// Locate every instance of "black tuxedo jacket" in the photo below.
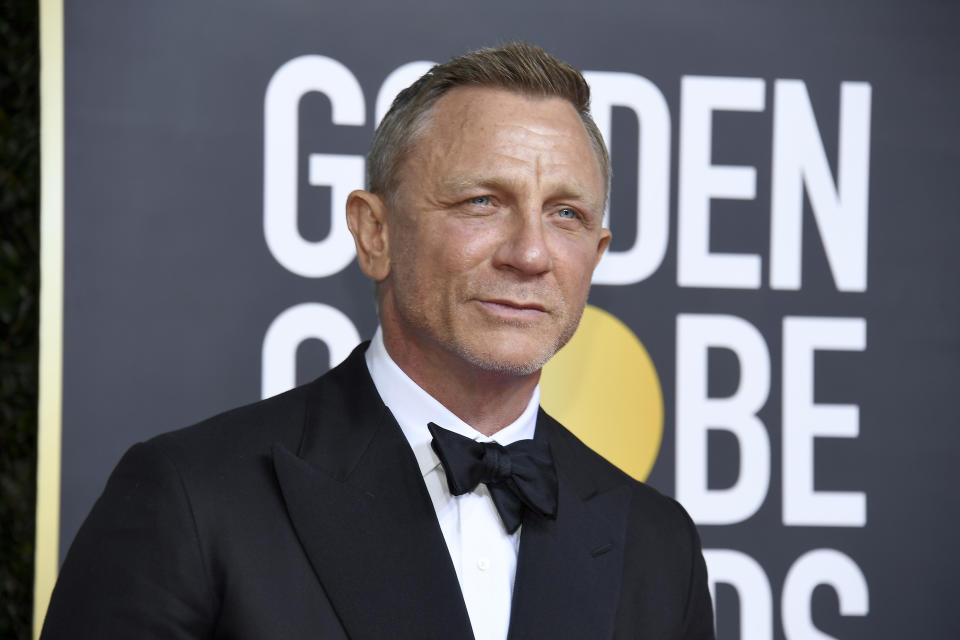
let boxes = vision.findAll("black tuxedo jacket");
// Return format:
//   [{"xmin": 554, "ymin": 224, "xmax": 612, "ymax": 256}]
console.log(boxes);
[{"xmin": 42, "ymin": 344, "xmax": 714, "ymax": 639}]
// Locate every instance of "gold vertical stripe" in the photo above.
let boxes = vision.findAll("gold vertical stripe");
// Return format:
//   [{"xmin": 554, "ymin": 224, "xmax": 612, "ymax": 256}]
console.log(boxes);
[{"xmin": 34, "ymin": 0, "xmax": 64, "ymax": 636}]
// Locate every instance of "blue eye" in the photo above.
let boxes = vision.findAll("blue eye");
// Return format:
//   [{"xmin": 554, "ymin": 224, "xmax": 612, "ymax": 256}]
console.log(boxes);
[
  {"xmin": 556, "ymin": 208, "xmax": 577, "ymax": 219},
  {"xmin": 470, "ymin": 196, "xmax": 491, "ymax": 206}
]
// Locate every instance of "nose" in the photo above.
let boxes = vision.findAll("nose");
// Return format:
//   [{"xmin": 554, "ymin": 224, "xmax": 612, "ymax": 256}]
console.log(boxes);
[{"xmin": 492, "ymin": 208, "xmax": 553, "ymax": 276}]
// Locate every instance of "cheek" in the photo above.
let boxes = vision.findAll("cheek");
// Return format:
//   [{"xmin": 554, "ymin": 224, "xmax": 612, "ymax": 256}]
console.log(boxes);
[
  {"xmin": 556, "ymin": 243, "xmax": 602, "ymax": 297},
  {"xmin": 394, "ymin": 227, "xmax": 476, "ymax": 300},
  {"xmin": 433, "ymin": 223, "xmax": 497, "ymax": 273}
]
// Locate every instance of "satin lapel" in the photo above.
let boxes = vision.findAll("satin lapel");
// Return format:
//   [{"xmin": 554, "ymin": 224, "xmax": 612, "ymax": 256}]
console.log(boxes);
[
  {"xmin": 507, "ymin": 411, "xmax": 630, "ymax": 640},
  {"xmin": 273, "ymin": 345, "xmax": 473, "ymax": 640}
]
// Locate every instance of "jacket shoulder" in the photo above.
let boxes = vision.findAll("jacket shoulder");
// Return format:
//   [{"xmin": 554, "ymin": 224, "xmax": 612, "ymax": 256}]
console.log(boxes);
[{"xmin": 151, "ymin": 381, "xmax": 314, "ymax": 463}]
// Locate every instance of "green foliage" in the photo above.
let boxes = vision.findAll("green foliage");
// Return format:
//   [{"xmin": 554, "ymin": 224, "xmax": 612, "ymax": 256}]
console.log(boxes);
[{"xmin": 0, "ymin": 1, "xmax": 40, "ymax": 638}]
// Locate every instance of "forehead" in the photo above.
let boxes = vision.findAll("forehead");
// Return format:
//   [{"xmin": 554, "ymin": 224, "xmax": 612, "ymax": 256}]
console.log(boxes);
[{"xmin": 405, "ymin": 86, "xmax": 605, "ymax": 192}]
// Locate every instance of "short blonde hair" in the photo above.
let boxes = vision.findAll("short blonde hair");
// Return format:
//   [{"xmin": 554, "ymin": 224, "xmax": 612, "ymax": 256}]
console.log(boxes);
[{"xmin": 368, "ymin": 42, "xmax": 610, "ymax": 200}]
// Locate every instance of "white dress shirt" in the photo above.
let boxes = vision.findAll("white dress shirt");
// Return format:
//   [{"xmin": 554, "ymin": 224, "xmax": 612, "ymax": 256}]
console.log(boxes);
[{"xmin": 365, "ymin": 327, "xmax": 539, "ymax": 640}]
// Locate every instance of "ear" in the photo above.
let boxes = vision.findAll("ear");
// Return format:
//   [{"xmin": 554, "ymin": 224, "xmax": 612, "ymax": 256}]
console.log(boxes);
[
  {"xmin": 593, "ymin": 228, "xmax": 612, "ymax": 269},
  {"xmin": 346, "ymin": 190, "xmax": 391, "ymax": 281}
]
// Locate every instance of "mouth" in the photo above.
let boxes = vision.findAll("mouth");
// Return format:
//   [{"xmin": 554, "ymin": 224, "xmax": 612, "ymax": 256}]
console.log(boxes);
[{"xmin": 475, "ymin": 298, "xmax": 549, "ymax": 320}]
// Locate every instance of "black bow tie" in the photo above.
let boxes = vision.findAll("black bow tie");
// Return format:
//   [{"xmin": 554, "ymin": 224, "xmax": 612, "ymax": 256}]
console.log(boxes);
[{"xmin": 427, "ymin": 422, "xmax": 558, "ymax": 534}]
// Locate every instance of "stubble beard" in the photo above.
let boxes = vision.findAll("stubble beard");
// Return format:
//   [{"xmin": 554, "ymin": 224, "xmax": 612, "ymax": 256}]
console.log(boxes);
[
  {"xmin": 390, "ymin": 284, "xmax": 585, "ymax": 378},
  {"xmin": 446, "ymin": 302, "xmax": 586, "ymax": 377},
  {"xmin": 385, "ymin": 240, "xmax": 588, "ymax": 378}
]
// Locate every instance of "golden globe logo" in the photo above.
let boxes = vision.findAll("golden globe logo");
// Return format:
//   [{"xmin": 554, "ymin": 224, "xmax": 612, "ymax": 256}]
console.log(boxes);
[{"xmin": 260, "ymin": 54, "xmax": 875, "ymax": 638}]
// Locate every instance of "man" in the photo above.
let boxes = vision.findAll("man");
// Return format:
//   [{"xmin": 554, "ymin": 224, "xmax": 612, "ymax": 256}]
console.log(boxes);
[{"xmin": 42, "ymin": 43, "xmax": 714, "ymax": 639}]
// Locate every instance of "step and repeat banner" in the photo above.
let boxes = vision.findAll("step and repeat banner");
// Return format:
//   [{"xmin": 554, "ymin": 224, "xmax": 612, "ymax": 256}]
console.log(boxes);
[{"xmin": 37, "ymin": 0, "xmax": 959, "ymax": 637}]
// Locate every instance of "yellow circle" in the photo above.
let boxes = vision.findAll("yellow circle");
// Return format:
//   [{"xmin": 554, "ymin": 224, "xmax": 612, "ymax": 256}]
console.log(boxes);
[{"xmin": 540, "ymin": 304, "xmax": 663, "ymax": 481}]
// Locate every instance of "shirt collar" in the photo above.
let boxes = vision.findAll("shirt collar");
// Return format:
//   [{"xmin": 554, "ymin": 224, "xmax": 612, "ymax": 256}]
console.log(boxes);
[{"xmin": 365, "ymin": 326, "xmax": 540, "ymax": 477}]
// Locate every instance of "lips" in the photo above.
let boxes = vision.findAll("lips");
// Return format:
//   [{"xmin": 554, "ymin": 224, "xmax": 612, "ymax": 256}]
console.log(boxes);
[
  {"xmin": 474, "ymin": 298, "xmax": 550, "ymax": 321},
  {"xmin": 481, "ymin": 298, "xmax": 547, "ymax": 312}
]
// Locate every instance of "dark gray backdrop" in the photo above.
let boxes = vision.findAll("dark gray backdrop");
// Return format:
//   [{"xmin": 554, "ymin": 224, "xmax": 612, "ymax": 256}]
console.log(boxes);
[{"xmin": 55, "ymin": 1, "xmax": 959, "ymax": 637}]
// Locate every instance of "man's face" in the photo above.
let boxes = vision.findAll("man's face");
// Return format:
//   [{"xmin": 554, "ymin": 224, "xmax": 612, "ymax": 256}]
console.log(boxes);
[{"xmin": 379, "ymin": 86, "xmax": 610, "ymax": 377}]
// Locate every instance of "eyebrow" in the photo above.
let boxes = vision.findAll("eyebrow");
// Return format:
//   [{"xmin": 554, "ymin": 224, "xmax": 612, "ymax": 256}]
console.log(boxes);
[
  {"xmin": 437, "ymin": 174, "xmax": 602, "ymax": 209},
  {"xmin": 436, "ymin": 174, "xmax": 508, "ymax": 194}
]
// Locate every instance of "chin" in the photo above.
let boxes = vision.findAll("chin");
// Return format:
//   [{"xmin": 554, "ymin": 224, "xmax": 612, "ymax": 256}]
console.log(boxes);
[
  {"xmin": 453, "ymin": 335, "xmax": 562, "ymax": 377},
  {"xmin": 469, "ymin": 355, "xmax": 546, "ymax": 377}
]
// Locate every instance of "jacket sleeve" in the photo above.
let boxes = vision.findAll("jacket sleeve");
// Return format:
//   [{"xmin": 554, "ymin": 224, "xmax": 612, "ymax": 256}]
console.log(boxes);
[
  {"xmin": 40, "ymin": 441, "xmax": 217, "ymax": 639},
  {"xmin": 678, "ymin": 504, "xmax": 716, "ymax": 640}
]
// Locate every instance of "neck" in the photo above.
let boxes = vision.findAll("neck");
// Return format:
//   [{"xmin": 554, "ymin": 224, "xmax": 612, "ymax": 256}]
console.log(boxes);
[{"xmin": 381, "ymin": 328, "xmax": 540, "ymax": 437}]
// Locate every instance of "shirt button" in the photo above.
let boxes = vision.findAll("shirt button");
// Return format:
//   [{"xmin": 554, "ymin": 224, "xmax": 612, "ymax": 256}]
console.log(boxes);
[{"xmin": 477, "ymin": 557, "xmax": 491, "ymax": 571}]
